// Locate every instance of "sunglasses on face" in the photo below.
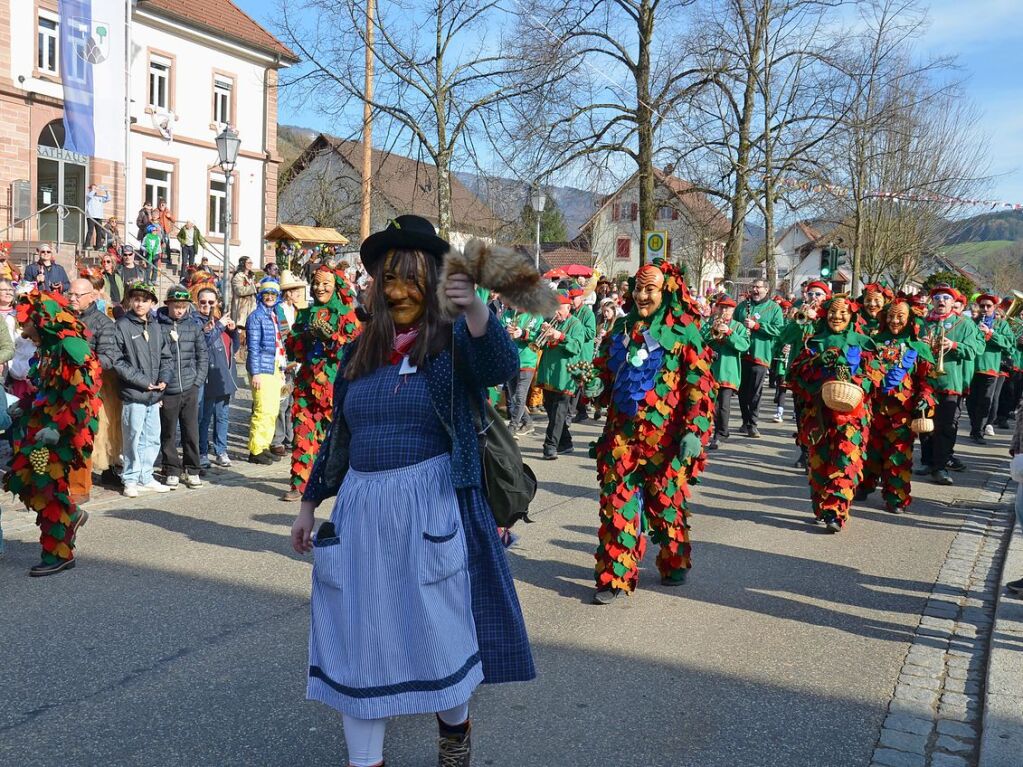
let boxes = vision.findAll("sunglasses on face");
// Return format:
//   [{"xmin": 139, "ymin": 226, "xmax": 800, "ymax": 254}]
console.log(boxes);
[{"xmin": 198, "ymin": 300, "xmax": 216, "ymax": 306}]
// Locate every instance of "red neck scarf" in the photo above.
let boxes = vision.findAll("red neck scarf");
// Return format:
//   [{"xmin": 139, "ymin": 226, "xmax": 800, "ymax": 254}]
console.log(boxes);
[{"xmin": 390, "ymin": 327, "xmax": 419, "ymax": 365}]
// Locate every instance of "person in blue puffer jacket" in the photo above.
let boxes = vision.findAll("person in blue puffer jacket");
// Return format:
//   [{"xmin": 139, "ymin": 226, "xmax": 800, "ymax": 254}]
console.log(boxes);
[{"xmin": 245, "ymin": 277, "xmax": 284, "ymax": 464}]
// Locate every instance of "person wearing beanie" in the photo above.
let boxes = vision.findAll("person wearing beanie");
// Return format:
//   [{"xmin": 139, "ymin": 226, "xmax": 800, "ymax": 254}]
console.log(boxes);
[
  {"xmin": 246, "ymin": 277, "xmax": 285, "ymax": 464},
  {"xmin": 966, "ymin": 292, "xmax": 1014, "ymax": 443},
  {"xmin": 536, "ymin": 290, "xmax": 587, "ymax": 459},
  {"xmin": 702, "ymin": 296, "xmax": 749, "ymax": 449},
  {"xmin": 916, "ymin": 287, "xmax": 985, "ymax": 484},
  {"xmin": 156, "ymin": 285, "xmax": 209, "ymax": 489},
  {"xmin": 774, "ymin": 281, "xmax": 831, "ymax": 467},
  {"xmin": 735, "ymin": 279, "xmax": 784, "ymax": 437}
]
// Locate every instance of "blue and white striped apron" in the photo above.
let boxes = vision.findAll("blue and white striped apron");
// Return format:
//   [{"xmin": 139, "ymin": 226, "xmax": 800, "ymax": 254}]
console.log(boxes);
[{"xmin": 307, "ymin": 364, "xmax": 482, "ymax": 719}]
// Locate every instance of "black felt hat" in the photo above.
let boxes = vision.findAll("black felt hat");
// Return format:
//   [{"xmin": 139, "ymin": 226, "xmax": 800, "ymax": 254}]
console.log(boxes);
[{"xmin": 360, "ymin": 215, "xmax": 450, "ymax": 273}]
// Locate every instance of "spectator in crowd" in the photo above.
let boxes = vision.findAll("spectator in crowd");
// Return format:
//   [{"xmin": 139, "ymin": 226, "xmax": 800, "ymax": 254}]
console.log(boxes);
[
  {"xmin": 135, "ymin": 200, "xmax": 153, "ymax": 242},
  {"xmin": 111, "ymin": 280, "xmax": 173, "ymax": 498},
  {"xmin": 0, "ymin": 279, "xmax": 17, "ymax": 364},
  {"xmin": 231, "ymin": 257, "xmax": 257, "ymax": 330},
  {"xmin": 66, "ymin": 277, "xmax": 116, "ymax": 502},
  {"xmin": 270, "ymin": 272, "xmax": 305, "ymax": 459},
  {"xmin": 103, "ymin": 217, "xmax": 123, "ymax": 251},
  {"xmin": 245, "ymin": 278, "xmax": 284, "ymax": 465},
  {"xmin": 156, "ymin": 286, "xmax": 208, "ymax": 489},
  {"xmin": 196, "ymin": 287, "xmax": 238, "ymax": 470},
  {"xmin": 176, "ymin": 220, "xmax": 208, "ymax": 276},
  {"xmin": 0, "ymin": 242, "xmax": 20, "ymax": 282},
  {"xmin": 1010, "ymin": 399, "xmax": 1023, "ymax": 598},
  {"xmin": 263, "ymin": 260, "xmax": 281, "ymax": 281},
  {"xmin": 118, "ymin": 245, "xmax": 146, "ymax": 288},
  {"xmin": 85, "ymin": 184, "xmax": 111, "ymax": 249},
  {"xmin": 156, "ymin": 199, "xmax": 174, "ymax": 262},
  {"xmin": 141, "ymin": 225, "xmax": 162, "ymax": 281},
  {"xmin": 24, "ymin": 244, "xmax": 70, "ymax": 292},
  {"xmin": 101, "ymin": 253, "xmax": 124, "ymax": 311},
  {"xmin": 302, "ymin": 251, "xmax": 323, "ymax": 283}
]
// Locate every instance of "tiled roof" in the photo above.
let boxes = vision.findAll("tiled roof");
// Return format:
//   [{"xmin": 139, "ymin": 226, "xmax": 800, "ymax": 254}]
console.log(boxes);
[
  {"xmin": 579, "ymin": 169, "xmax": 730, "ymax": 239},
  {"xmin": 304, "ymin": 135, "xmax": 504, "ymax": 235},
  {"xmin": 142, "ymin": 0, "xmax": 299, "ymax": 63},
  {"xmin": 539, "ymin": 244, "xmax": 594, "ymax": 270}
]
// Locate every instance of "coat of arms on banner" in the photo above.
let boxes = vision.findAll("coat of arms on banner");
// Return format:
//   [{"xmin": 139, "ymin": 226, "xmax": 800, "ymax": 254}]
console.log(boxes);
[{"xmin": 73, "ymin": 19, "xmax": 110, "ymax": 65}]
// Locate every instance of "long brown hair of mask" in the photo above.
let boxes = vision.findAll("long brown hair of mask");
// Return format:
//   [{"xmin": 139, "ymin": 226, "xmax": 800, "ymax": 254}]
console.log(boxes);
[{"xmin": 344, "ymin": 248, "xmax": 451, "ymax": 380}]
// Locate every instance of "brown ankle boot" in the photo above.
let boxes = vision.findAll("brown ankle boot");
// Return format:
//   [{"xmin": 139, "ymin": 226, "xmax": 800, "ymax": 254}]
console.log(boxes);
[{"xmin": 437, "ymin": 717, "xmax": 471, "ymax": 767}]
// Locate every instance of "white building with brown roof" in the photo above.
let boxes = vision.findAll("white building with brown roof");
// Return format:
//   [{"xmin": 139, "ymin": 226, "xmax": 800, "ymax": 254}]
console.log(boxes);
[
  {"xmin": 279, "ymin": 134, "xmax": 505, "ymax": 254},
  {"xmin": 579, "ymin": 168, "xmax": 730, "ymax": 292},
  {"xmin": 0, "ymin": 0, "xmax": 296, "ymax": 267}
]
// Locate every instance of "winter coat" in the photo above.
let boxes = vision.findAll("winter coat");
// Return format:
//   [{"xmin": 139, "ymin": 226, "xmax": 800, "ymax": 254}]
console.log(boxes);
[
  {"xmin": 702, "ymin": 319, "xmax": 751, "ymax": 391},
  {"xmin": 230, "ymin": 270, "xmax": 257, "ymax": 325},
  {"xmin": 79, "ymin": 302, "xmax": 116, "ymax": 369},
  {"xmin": 245, "ymin": 302, "xmax": 281, "ymax": 376},
  {"xmin": 177, "ymin": 226, "xmax": 209, "ymax": 250},
  {"xmin": 156, "ymin": 307, "xmax": 209, "ymax": 395},
  {"xmin": 201, "ymin": 318, "xmax": 240, "ymax": 400},
  {"xmin": 536, "ymin": 313, "xmax": 587, "ymax": 394},
  {"xmin": 734, "ymin": 298, "xmax": 785, "ymax": 367},
  {"xmin": 23, "ymin": 262, "xmax": 70, "ymax": 292},
  {"xmin": 111, "ymin": 311, "xmax": 173, "ymax": 405},
  {"xmin": 135, "ymin": 207, "xmax": 152, "ymax": 241}
]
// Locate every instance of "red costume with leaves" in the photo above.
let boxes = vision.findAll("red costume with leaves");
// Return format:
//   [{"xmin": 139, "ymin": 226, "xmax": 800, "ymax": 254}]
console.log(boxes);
[
  {"xmin": 285, "ymin": 269, "xmax": 360, "ymax": 494},
  {"xmin": 4, "ymin": 292, "xmax": 101, "ymax": 573},
  {"xmin": 590, "ymin": 261, "xmax": 716, "ymax": 597}
]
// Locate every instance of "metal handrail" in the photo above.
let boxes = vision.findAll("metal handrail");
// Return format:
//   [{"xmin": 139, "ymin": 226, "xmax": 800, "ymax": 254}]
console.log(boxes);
[{"xmin": 0, "ymin": 203, "xmax": 88, "ymax": 244}]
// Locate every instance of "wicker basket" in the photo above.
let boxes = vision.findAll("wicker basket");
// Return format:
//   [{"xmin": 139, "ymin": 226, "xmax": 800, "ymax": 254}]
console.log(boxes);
[
  {"xmin": 821, "ymin": 379, "xmax": 863, "ymax": 413},
  {"xmin": 910, "ymin": 417, "xmax": 934, "ymax": 434}
]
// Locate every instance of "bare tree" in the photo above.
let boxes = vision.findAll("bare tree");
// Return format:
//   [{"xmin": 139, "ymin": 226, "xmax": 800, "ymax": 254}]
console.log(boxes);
[
  {"xmin": 276, "ymin": 0, "xmax": 561, "ymax": 238},
  {"xmin": 497, "ymin": 0, "xmax": 702, "ymax": 266}
]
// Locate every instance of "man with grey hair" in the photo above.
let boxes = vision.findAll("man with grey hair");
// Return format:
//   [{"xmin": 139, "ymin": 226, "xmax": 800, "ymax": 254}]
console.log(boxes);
[{"xmin": 734, "ymin": 279, "xmax": 784, "ymax": 438}]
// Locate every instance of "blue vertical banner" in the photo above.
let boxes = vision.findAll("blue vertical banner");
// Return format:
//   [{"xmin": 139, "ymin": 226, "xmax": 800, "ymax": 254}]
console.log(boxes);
[{"xmin": 59, "ymin": 0, "xmax": 126, "ymax": 162}]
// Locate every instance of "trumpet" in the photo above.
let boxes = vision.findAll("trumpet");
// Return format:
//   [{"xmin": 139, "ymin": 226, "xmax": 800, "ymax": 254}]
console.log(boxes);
[
  {"xmin": 529, "ymin": 319, "xmax": 559, "ymax": 352},
  {"xmin": 710, "ymin": 318, "xmax": 730, "ymax": 340}
]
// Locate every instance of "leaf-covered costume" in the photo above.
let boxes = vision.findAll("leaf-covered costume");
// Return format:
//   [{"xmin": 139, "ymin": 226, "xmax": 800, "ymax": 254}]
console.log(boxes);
[
  {"xmin": 860, "ymin": 330, "xmax": 936, "ymax": 510},
  {"xmin": 590, "ymin": 262, "xmax": 716, "ymax": 593},
  {"xmin": 4, "ymin": 292, "xmax": 102, "ymax": 566},
  {"xmin": 285, "ymin": 271, "xmax": 360, "ymax": 493},
  {"xmin": 788, "ymin": 324, "xmax": 882, "ymax": 527}
]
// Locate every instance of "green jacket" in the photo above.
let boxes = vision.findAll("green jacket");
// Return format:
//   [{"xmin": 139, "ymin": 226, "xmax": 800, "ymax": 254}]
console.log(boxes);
[
  {"xmin": 141, "ymin": 232, "xmax": 161, "ymax": 261},
  {"xmin": 776, "ymin": 319, "xmax": 814, "ymax": 371},
  {"xmin": 536, "ymin": 313, "xmax": 586, "ymax": 394},
  {"xmin": 922, "ymin": 314, "xmax": 985, "ymax": 394},
  {"xmin": 973, "ymin": 317, "xmax": 1014, "ymax": 376},
  {"xmin": 574, "ymin": 304, "xmax": 597, "ymax": 363},
  {"xmin": 702, "ymin": 319, "xmax": 750, "ymax": 390},
  {"xmin": 501, "ymin": 308, "xmax": 544, "ymax": 371},
  {"xmin": 734, "ymin": 298, "xmax": 784, "ymax": 366}
]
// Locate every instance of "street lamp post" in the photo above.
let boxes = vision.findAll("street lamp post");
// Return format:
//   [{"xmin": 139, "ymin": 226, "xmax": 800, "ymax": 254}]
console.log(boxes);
[
  {"xmin": 530, "ymin": 186, "xmax": 546, "ymax": 270},
  {"xmin": 215, "ymin": 126, "xmax": 241, "ymax": 314}
]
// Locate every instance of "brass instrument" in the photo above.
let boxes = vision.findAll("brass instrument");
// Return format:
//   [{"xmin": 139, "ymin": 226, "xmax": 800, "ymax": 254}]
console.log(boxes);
[
  {"xmin": 932, "ymin": 324, "xmax": 947, "ymax": 376},
  {"xmin": 710, "ymin": 318, "xmax": 730, "ymax": 340},
  {"xmin": 529, "ymin": 318, "xmax": 561, "ymax": 352},
  {"xmin": 1005, "ymin": 289, "xmax": 1023, "ymax": 320}
]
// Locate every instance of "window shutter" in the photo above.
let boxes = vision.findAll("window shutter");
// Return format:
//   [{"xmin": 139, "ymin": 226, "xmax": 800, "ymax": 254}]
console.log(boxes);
[
  {"xmin": 672, "ymin": 208, "xmax": 679, "ymax": 220},
  {"xmin": 612, "ymin": 202, "xmax": 619, "ymax": 221},
  {"xmin": 630, "ymin": 203, "xmax": 638, "ymax": 221},
  {"xmin": 667, "ymin": 238, "xmax": 673, "ymax": 259}
]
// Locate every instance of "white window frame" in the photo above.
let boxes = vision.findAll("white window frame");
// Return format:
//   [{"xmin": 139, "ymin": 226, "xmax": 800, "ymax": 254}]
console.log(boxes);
[
  {"xmin": 149, "ymin": 56, "xmax": 171, "ymax": 110},
  {"xmin": 145, "ymin": 161, "xmax": 174, "ymax": 210},
  {"xmin": 213, "ymin": 77, "xmax": 233, "ymax": 126},
  {"xmin": 209, "ymin": 175, "xmax": 228, "ymax": 236},
  {"xmin": 38, "ymin": 13, "xmax": 59, "ymax": 75}
]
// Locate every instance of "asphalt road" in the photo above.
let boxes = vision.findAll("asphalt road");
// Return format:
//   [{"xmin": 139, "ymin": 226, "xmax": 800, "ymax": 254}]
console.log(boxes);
[{"xmin": 0, "ymin": 408, "xmax": 1006, "ymax": 767}]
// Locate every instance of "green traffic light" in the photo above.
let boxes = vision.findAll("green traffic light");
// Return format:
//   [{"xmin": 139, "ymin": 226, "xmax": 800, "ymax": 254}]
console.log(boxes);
[{"xmin": 821, "ymin": 266, "xmax": 831, "ymax": 278}]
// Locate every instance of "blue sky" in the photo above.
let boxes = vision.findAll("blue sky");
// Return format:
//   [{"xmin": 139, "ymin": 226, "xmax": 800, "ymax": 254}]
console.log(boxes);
[{"xmin": 237, "ymin": 0, "xmax": 1022, "ymax": 205}]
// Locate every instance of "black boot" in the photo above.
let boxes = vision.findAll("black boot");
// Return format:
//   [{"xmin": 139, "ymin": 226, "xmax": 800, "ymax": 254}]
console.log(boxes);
[{"xmin": 437, "ymin": 717, "xmax": 471, "ymax": 767}]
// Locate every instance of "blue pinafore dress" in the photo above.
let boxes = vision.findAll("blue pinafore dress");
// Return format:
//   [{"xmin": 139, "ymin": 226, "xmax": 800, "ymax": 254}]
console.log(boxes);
[{"xmin": 306, "ymin": 361, "xmax": 483, "ymax": 719}]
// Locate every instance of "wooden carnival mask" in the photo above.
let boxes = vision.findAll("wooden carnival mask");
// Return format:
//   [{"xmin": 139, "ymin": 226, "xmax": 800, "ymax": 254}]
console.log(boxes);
[
  {"xmin": 887, "ymin": 302, "xmax": 910, "ymax": 335},
  {"xmin": 311, "ymin": 269, "xmax": 337, "ymax": 306},
  {"xmin": 826, "ymin": 297, "xmax": 852, "ymax": 333},
  {"xmin": 863, "ymin": 290, "xmax": 885, "ymax": 318},
  {"xmin": 633, "ymin": 266, "xmax": 665, "ymax": 318},
  {"xmin": 383, "ymin": 250, "xmax": 427, "ymax": 327}
]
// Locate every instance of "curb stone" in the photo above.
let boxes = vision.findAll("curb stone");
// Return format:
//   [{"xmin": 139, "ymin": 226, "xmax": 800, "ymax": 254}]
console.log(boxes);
[
  {"xmin": 979, "ymin": 480, "xmax": 1023, "ymax": 767},
  {"xmin": 871, "ymin": 474, "xmax": 1014, "ymax": 767}
]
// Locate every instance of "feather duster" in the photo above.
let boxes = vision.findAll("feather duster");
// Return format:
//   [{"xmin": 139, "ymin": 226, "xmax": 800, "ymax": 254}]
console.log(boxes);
[{"xmin": 439, "ymin": 238, "xmax": 559, "ymax": 318}]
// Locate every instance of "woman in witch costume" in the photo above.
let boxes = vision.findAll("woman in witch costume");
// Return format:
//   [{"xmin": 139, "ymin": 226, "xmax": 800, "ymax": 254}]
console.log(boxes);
[
  {"xmin": 281, "ymin": 266, "xmax": 360, "ymax": 501},
  {"xmin": 291, "ymin": 215, "xmax": 534, "ymax": 767},
  {"xmin": 589, "ymin": 260, "xmax": 716, "ymax": 604},
  {"xmin": 856, "ymin": 297, "xmax": 936, "ymax": 513},
  {"xmin": 4, "ymin": 291, "xmax": 102, "ymax": 575},
  {"xmin": 788, "ymin": 295, "xmax": 883, "ymax": 532}
]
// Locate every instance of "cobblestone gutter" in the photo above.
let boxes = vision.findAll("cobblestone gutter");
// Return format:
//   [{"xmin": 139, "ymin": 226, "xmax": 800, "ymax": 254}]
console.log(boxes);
[{"xmin": 872, "ymin": 475, "xmax": 1014, "ymax": 767}]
